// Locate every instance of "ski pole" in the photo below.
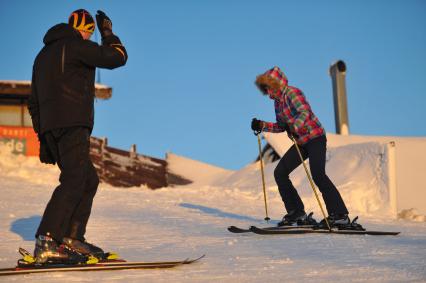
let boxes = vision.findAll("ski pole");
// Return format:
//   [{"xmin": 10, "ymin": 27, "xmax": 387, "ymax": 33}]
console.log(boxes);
[
  {"xmin": 255, "ymin": 131, "xmax": 270, "ymax": 222},
  {"xmin": 290, "ymin": 135, "xmax": 331, "ymax": 231}
]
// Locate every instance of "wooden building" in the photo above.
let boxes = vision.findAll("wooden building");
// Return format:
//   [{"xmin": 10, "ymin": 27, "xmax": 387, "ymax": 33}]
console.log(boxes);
[
  {"xmin": 0, "ymin": 80, "xmax": 112, "ymax": 156},
  {"xmin": 0, "ymin": 80, "xmax": 191, "ymax": 189}
]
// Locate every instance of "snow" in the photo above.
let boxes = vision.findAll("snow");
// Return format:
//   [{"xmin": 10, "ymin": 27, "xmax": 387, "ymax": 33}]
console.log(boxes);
[
  {"xmin": 0, "ymin": 80, "xmax": 31, "ymax": 85},
  {"xmin": 94, "ymin": 83, "xmax": 110, "ymax": 89},
  {"xmin": 166, "ymin": 152, "xmax": 233, "ymax": 185},
  {"xmin": 1, "ymin": 141, "xmax": 426, "ymax": 282}
]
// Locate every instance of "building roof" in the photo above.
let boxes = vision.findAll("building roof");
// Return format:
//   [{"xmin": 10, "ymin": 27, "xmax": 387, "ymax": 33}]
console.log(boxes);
[{"xmin": 0, "ymin": 80, "xmax": 112, "ymax": 100}]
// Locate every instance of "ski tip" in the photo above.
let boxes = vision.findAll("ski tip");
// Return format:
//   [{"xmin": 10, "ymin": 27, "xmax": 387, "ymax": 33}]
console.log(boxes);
[
  {"xmin": 227, "ymin": 226, "xmax": 239, "ymax": 232},
  {"xmin": 18, "ymin": 247, "xmax": 35, "ymax": 264},
  {"xmin": 197, "ymin": 254, "xmax": 206, "ymax": 260},
  {"xmin": 86, "ymin": 256, "xmax": 99, "ymax": 265},
  {"xmin": 106, "ymin": 252, "xmax": 120, "ymax": 260},
  {"xmin": 227, "ymin": 226, "xmax": 250, "ymax": 233},
  {"xmin": 184, "ymin": 254, "xmax": 205, "ymax": 264}
]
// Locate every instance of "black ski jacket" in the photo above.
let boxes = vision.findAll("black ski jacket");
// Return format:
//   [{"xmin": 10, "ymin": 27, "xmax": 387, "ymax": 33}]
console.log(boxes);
[{"xmin": 28, "ymin": 23, "xmax": 127, "ymax": 135}]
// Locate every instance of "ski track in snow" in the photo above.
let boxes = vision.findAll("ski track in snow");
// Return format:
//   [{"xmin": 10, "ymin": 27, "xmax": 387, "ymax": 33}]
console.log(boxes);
[{"xmin": 1, "ymin": 155, "xmax": 426, "ymax": 282}]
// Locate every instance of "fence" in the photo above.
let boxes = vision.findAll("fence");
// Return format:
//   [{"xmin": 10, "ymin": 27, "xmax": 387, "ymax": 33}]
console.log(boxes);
[{"xmin": 90, "ymin": 137, "xmax": 191, "ymax": 189}]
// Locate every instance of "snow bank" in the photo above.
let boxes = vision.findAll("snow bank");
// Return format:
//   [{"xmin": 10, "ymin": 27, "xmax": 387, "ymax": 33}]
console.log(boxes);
[
  {"xmin": 323, "ymin": 142, "xmax": 391, "ymax": 217},
  {"xmin": 264, "ymin": 132, "xmax": 426, "ymax": 218},
  {"xmin": 0, "ymin": 145, "xmax": 59, "ymax": 185},
  {"xmin": 166, "ymin": 142, "xmax": 397, "ymax": 219},
  {"xmin": 166, "ymin": 152, "xmax": 234, "ymax": 186},
  {"xmin": 397, "ymin": 209, "xmax": 426, "ymax": 222}
]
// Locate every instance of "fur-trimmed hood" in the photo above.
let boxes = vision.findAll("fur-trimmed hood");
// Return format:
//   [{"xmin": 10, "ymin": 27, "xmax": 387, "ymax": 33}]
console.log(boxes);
[{"xmin": 255, "ymin": 66, "xmax": 288, "ymax": 94}]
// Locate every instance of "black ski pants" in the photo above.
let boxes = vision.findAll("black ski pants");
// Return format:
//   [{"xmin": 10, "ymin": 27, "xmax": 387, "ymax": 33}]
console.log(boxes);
[
  {"xmin": 36, "ymin": 127, "xmax": 99, "ymax": 242},
  {"xmin": 274, "ymin": 135, "xmax": 348, "ymax": 215}
]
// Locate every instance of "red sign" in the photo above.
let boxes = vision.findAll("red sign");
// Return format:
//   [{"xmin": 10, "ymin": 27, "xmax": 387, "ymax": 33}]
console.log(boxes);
[{"xmin": 0, "ymin": 126, "xmax": 39, "ymax": 156}]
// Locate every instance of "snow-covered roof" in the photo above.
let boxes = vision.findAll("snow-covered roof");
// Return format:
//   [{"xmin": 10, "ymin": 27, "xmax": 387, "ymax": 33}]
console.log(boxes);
[{"xmin": 0, "ymin": 80, "xmax": 112, "ymax": 100}]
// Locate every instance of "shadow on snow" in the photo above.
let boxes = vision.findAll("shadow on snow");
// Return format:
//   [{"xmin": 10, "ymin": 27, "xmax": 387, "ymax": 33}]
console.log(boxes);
[
  {"xmin": 10, "ymin": 215, "xmax": 41, "ymax": 241},
  {"xmin": 179, "ymin": 203, "xmax": 263, "ymax": 223}
]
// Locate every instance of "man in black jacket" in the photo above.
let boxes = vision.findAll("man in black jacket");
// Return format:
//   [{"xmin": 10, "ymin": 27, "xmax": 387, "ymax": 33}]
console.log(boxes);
[{"xmin": 28, "ymin": 9, "xmax": 127, "ymax": 264}]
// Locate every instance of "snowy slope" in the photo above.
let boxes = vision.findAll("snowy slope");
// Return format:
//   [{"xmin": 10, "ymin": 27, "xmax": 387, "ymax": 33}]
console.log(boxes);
[{"xmin": 1, "ymin": 145, "xmax": 426, "ymax": 282}]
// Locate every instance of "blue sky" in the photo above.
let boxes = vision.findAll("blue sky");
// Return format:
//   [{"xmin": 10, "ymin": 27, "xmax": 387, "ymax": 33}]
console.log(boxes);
[{"xmin": 1, "ymin": 0, "xmax": 425, "ymax": 169}]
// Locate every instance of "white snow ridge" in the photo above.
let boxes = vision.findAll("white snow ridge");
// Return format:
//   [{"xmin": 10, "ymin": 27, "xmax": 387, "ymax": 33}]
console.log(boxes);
[{"xmin": 1, "ymin": 135, "xmax": 426, "ymax": 282}]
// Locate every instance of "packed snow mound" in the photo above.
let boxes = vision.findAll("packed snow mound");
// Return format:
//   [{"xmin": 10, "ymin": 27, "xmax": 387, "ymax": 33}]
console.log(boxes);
[
  {"xmin": 166, "ymin": 152, "xmax": 234, "ymax": 185},
  {"xmin": 397, "ymin": 209, "xmax": 426, "ymax": 222},
  {"xmin": 263, "ymin": 132, "xmax": 426, "ymax": 218},
  {"xmin": 0, "ymin": 145, "xmax": 59, "ymax": 185},
  {"xmin": 321, "ymin": 142, "xmax": 390, "ymax": 217},
  {"xmin": 166, "ymin": 142, "xmax": 396, "ymax": 219}
]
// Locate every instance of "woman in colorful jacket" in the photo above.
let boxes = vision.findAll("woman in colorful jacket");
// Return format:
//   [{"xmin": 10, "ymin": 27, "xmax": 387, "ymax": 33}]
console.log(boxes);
[{"xmin": 251, "ymin": 66, "xmax": 349, "ymax": 227}]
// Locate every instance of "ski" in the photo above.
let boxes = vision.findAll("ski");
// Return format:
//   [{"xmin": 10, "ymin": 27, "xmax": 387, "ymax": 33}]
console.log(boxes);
[
  {"xmin": 249, "ymin": 226, "xmax": 400, "ymax": 236},
  {"xmin": 0, "ymin": 255, "xmax": 205, "ymax": 276},
  {"xmin": 229, "ymin": 215, "xmax": 399, "ymax": 236},
  {"xmin": 17, "ymin": 247, "xmax": 125, "ymax": 265},
  {"xmin": 228, "ymin": 212, "xmax": 318, "ymax": 233},
  {"xmin": 227, "ymin": 225, "xmax": 314, "ymax": 233}
]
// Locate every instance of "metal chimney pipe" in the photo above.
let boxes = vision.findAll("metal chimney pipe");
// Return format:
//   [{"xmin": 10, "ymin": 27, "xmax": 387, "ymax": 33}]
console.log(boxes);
[{"xmin": 329, "ymin": 60, "xmax": 350, "ymax": 135}]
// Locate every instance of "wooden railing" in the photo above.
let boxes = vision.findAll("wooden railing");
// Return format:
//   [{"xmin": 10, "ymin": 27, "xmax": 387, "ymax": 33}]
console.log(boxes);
[{"xmin": 90, "ymin": 137, "xmax": 191, "ymax": 189}]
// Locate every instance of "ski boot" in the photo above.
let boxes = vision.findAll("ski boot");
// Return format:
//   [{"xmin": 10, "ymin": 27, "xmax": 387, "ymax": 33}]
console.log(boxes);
[
  {"xmin": 318, "ymin": 213, "xmax": 351, "ymax": 229},
  {"xmin": 303, "ymin": 212, "xmax": 318, "ymax": 225},
  {"xmin": 341, "ymin": 216, "xmax": 365, "ymax": 231},
  {"xmin": 32, "ymin": 234, "xmax": 89, "ymax": 265},
  {"xmin": 277, "ymin": 210, "xmax": 309, "ymax": 227},
  {"xmin": 62, "ymin": 237, "xmax": 117, "ymax": 261}
]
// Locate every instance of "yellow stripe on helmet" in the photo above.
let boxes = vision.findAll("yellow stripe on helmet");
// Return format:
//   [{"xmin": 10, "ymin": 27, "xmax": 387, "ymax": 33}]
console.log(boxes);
[{"xmin": 70, "ymin": 11, "xmax": 95, "ymax": 33}]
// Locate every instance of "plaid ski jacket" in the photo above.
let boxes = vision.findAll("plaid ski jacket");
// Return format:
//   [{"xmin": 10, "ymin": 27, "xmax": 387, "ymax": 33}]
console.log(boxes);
[{"xmin": 259, "ymin": 67, "xmax": 325, "ymax": 145}]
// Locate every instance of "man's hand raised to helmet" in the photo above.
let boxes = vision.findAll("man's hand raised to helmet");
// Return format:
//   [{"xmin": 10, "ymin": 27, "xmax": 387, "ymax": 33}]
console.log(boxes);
[{"xmin": 96, "ymin": 10, "xmax": 113, "ymax": 38}]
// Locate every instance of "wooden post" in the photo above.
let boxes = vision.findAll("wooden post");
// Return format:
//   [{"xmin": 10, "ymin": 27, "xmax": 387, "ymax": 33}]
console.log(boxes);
[{"xmin": 130, "ymin": 144, "xmax": 137, "ymax": 159}]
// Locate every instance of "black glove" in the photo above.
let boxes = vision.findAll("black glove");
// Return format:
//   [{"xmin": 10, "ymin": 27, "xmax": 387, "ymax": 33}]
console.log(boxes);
[
  {"xmin": 251, "ymin": 118, "xmax": 264, "ymax": 133},
  {"xmin": 39, "ymin": 135, "xmax": 56, "ymax": 165},
  {"xmin": 96, "ymin": 10, "xmax": 113, "ymax": 38}
]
